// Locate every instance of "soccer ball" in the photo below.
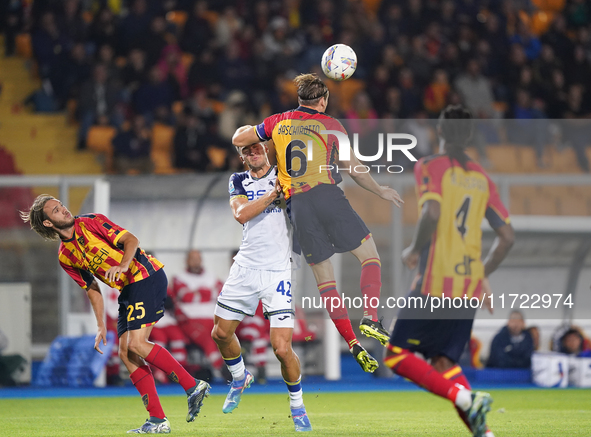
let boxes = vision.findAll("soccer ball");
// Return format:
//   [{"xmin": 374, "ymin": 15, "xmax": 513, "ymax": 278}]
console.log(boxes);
[{"xmin": 321, "ymin": 44, "xmax": 357, "ymax": 81}]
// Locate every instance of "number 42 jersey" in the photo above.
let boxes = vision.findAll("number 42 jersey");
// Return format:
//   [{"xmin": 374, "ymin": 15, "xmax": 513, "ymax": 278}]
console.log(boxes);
[
  {"xmin": 415, "ymin": 154, "xmax": 510, "ymax": 299},
  {"xmin": 228, "ymin": 166, "xmax": 292, "ymax": 271}
]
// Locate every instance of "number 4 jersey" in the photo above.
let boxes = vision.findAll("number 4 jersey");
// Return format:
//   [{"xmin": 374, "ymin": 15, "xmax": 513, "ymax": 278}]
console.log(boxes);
[
  {"xmin": 229, "ymin": 166, "xmax": 292, "ymax": 271},
  {"xmin": 414, "ymin": 154, "xmax": 510, "ymax": 299},
  {"xmin": 254, "ymin": 106, "xmax": 346, "ymax": 199}
]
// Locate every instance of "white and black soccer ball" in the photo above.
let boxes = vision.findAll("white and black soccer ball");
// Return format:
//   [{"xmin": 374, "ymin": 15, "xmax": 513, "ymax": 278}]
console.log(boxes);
[{"xmin": 321, "ymin": 44, "xmax": 357, "ymax": 81}]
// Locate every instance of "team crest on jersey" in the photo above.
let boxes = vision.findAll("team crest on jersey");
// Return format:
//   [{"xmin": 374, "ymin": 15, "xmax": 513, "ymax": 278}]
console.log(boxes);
[{"xmin": 77, "ymin": 236, "xmax": 85, "ymax": 246}]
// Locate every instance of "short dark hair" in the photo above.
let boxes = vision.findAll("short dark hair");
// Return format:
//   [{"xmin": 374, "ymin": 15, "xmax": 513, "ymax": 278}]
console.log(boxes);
[
  {"xmin": 294, "ymin": 73, "xmax": 329, "ymax": 106},
  {"xmin": 20, "ymin": 194, "xmax": 60, "ymax": 241}
]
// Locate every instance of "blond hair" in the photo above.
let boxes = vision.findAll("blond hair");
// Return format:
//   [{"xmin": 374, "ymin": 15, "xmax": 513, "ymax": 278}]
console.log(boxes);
[
  {"xmin": 20, "ymin": 194, "xmax": 60, "ymax": 241},
  {"xmin": 294, "ymin": 73, "xmax": 329, "ymax": 106}
]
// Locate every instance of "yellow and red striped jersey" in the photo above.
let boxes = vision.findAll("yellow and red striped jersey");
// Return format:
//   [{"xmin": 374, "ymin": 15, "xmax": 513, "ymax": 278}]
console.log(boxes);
[
  {"xmin": 255, "ymin": 106, "xmax": 346, "ymax": 199},
  {"xmin": 58, "ymin": 214, "xmax": 163, "ymax": 291},
  {"xmin": 415, "ymin": 154, "xmax": 510, "ymax": 299}
]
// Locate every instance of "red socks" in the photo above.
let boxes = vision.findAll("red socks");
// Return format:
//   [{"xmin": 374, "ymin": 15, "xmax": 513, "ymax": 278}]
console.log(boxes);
[
  {"xmin": 145, "ymin": 343, "xmax": 195, "ymax": 391},
  {"xmin": 360, "ymin": 258, "xmax": 382, "ymax": 320},
  {"xmin": 443, "ymin": 366, "xmax": 473, "ymax": 431},
  {"xmin": 318, "ymin": 281, "xmax": 358, "ymax": 347},
  {"xmin": 130, "ymin": 365, "xmax": 165, "ymax": 420},
  {"xmin": 384, "ymin": 346, "xmax": 460, "ymax": 402}
]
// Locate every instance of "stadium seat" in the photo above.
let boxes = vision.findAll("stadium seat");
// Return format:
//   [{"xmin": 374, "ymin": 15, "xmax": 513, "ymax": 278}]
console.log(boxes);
[
  {"xmin": 151, "ymin": 123, "xmax": 175, "ymax": 174},
  {"xmin": 527, "ymin": 192, "xmax": 559, "ymax": 215},
  {"xmin": 559, "ymin": 193, "xmax": 587, "ymax": 216},
  {"xmin": 206, "ymin": 146, "xmax": 228, "ymax": 170},
  {"xmin": 486, "ymin": 145, "xmax": 520, "ymax": 173},
  {"xmin": 181, "ymin": 52, "xmax": 194, "ymax": 70},
  {"xmin": 547, "ymin": 147, "xmax": 581, "ymax": 173},
  {"xmin": 516, "ymin": 147, "xmax": 540, "ymax": 173},
  {"xmin": 166, "ymin": 10, "xmax": 188, "ymax": 29},
  {"xmin": 15, "ymin": 33, "xmax": 32, "ymax": 58},
  {"xmin": 532, "ymin": 0, "xmax": 566, "ymax": 12},
  {"xmin": 530, "ymin": 11, "xmax": 554, "ymax": 36},
  {"xmin": 86, "ymin": 126, "xmax": 117, "ymax": 173}
]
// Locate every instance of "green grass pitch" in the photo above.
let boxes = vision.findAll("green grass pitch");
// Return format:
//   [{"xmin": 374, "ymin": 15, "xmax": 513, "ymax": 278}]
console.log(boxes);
[{"xmin": 1, "ymin": 389, "xmax": 590, "ymax": 436}]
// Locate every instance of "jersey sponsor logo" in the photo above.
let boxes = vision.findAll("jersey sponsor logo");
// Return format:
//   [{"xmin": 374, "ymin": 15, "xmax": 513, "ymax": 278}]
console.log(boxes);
[
  {"xmin": 454, "ymin": 255, "xmax": 476, "ymax": 275},
  {"xmin": 89, "ymin": 248, "xmax": 110, "ymax": 272},
  {"xmin": 229, "ymin": 179, "xmax": 235, "ymax": 193}
]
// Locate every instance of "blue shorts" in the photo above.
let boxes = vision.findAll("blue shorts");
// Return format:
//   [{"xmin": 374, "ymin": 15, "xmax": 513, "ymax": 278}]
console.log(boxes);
[
  {"xmin": 288, "ymin": 184, "xmax": 370, "ymax": 265},
  {"xmin": 117, "ymin": 268, "xmax": 167, "ymax": 337},
  {"xmin": 389, "ymin": 289, "xmax": 476, "ymax": 363}
]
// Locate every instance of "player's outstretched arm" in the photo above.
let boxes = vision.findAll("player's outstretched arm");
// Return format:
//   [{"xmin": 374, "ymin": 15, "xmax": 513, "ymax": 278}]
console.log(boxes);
[
  {"xmin": 105, "ymin": 231, "xmax": 139, "ymax": 283},
  {"xmin": 402, "ymin": 199, "xmax": 440, "ymax": 269},
  {"xmin": 232, "ymin": 125, "xmax": 260, "ymax": 147},
  {"xmin": 87, "ymin": 279, "xmax": 107, "ymax": 354},
  {"xmin": 340, "ymin": 151, "xmax": 403, "ymax": 207},
  {"xmin": 230, "ymin": 178, "xmax": 282, "ymax": 224}
]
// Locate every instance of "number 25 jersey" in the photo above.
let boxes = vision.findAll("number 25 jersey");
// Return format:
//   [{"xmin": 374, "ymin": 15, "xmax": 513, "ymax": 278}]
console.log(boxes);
[{"xmin": 415, "ymin": 154, "xmax": 510, "ymax": 299}]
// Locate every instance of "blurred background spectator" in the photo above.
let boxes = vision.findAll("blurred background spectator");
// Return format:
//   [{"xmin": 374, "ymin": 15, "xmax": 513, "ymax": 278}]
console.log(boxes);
[
  {"xmin": 487, "ymin": 310, "xmax": 534, "ymax": 369},
  {"xmin": 8, "ymin": 0, "xmax": 591, "ymax": 173}
]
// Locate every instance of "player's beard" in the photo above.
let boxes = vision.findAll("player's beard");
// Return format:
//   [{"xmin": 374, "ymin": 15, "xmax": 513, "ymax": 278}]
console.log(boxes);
[{"xmin": 52, "ymin": 217, "xmax": 75, "ymax": 230}]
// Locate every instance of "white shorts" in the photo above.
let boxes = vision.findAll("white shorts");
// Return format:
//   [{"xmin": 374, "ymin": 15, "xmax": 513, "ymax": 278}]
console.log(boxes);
[{"xmin": 215, "ymin": 263, "xmax": 294, "ymax": 328}]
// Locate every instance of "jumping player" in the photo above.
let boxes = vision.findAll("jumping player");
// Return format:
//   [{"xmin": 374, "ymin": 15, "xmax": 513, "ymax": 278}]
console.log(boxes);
[
  {"xmin": 211, "ymin": 142, "xmax": 312, "ymax": 432},
  {"xmin": 20, "ymin": 197, "xmax": 210, "ymax": 434},
  {"xmin": 385, "ymin": 105, "xmax": 515, "ymax": 437},
  {"xmin": 231, "ymin": 73, "xmax": 403, "ymax": 373}
]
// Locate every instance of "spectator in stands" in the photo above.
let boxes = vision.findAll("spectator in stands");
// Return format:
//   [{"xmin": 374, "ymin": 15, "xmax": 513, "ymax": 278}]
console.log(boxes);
[
  {"xmin": 423, "ymin": 69, "xmax": 450, "ymax": 116},
  {"xmin": 487, "ymin": 311, "xmax": 534, "ymax": 369},
  {"xmin": 118, "ymin": 0, "xmax": 152, "ymax": 55},
  {"xmin": 137, "ymin": 15, "xmax": 168, "ymax": 69},
  {"xmin": 510, "ymin": 20, "xmax": 542, "ymax": 61},
  {"xmin": 158, "ymin": 44, "xmax": 189, "ymax": 100},
  {"xmin": 173, "ymin": 109, "xmax": 211, "ymax": 172},
  {"xmin": 558, "ymin": 328, "xmax": 591, "ymax": 357},
  {"xmin": 88, "ymin": 8, "xmax": 118, "ymax": 51},
  {"xmin": 77, "ymin": 63, "xmax": 123, "ymax": 149},
  {"xmin": 132, "ymin": 66, "xmax": 173, "ymax": 124},
  {"xmin": 121, "ymin": 48, "xmax": 147, "ymax": 99},
  {"xmin": 181, "ymin": 1, "xmax": 213, "ymax": 56},
  {"xmin": 170, "ymin": 250, "xmax": 224, "ymax": 373},
  {"xmin": 454, "ymin": 59, "xmax": 496, "ymax": 119},
  {"xmin": 57, "ymin": 0, "xmax": 87, "ymax": 46},
  {"xmin": 2, "ymin": 0, "xmax": 24, "ymax": 57},
  {"xmin": 31, "ymin": 12, "xmax": 67, "ymax": 79},
  {"xmin": 112, "ymin": 114, "xmax": 153, "ymax": 174},
  {"xmin": 561, "ymin": 84, "xmax": 591, "ymax": 172},
  {"xmin": 52, "ymin": 42, "xmax": 91, "ymax": 107},
  {"xmin": 398, "ymin": 68, "xmax": 423, "ymax": 118}
]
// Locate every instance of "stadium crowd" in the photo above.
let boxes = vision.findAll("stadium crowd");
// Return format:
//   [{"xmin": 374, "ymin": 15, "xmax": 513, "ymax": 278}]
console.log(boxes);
[{"xmin": 3, "ymin": 0, "xmax": 591, "ymax": 171}]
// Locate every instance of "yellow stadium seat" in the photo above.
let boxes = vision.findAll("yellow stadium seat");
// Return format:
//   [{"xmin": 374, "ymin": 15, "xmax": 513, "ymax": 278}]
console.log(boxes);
[
  {"xmin": 166, "ymin": 10, "xmax": 188, "ymax": 28},
  {"xmin": 15, "ymin": 33, "xmax": 33, "ymax": 58},
  {"xmin": 206, "ymin": 146, "xmax": 228, "ymax": 169},
  {"xmin": 509, "ymin": 191, "xmax": 527, "ymax": 215},
  {"xmin": 547, "ymin": 147, "xmax": 581, "ymax": 173},
  {"xmin": 527, "ymin": 193, "xmax": 558, "ymax": 215},
  {"xmin": 151, "ymin": 124, "xmax": 175, "ymax": 174},
  {"xmin": 516, "ymin": 147, "xmax": 540, "ymax": 173},
  {"xmin": 181, "ymin": 52, "xmax": 194, "ymax": 69},
  {"xmin": 559, "ymin": 193, "xmax": 587, "ymax": 216},
  {"xmin": 87, "ymin": 126, "xmax": 117, "ymax": 172},
  {"xmin": 486, "ymin": 145, "xmax": 520, "ymax": 173}
]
